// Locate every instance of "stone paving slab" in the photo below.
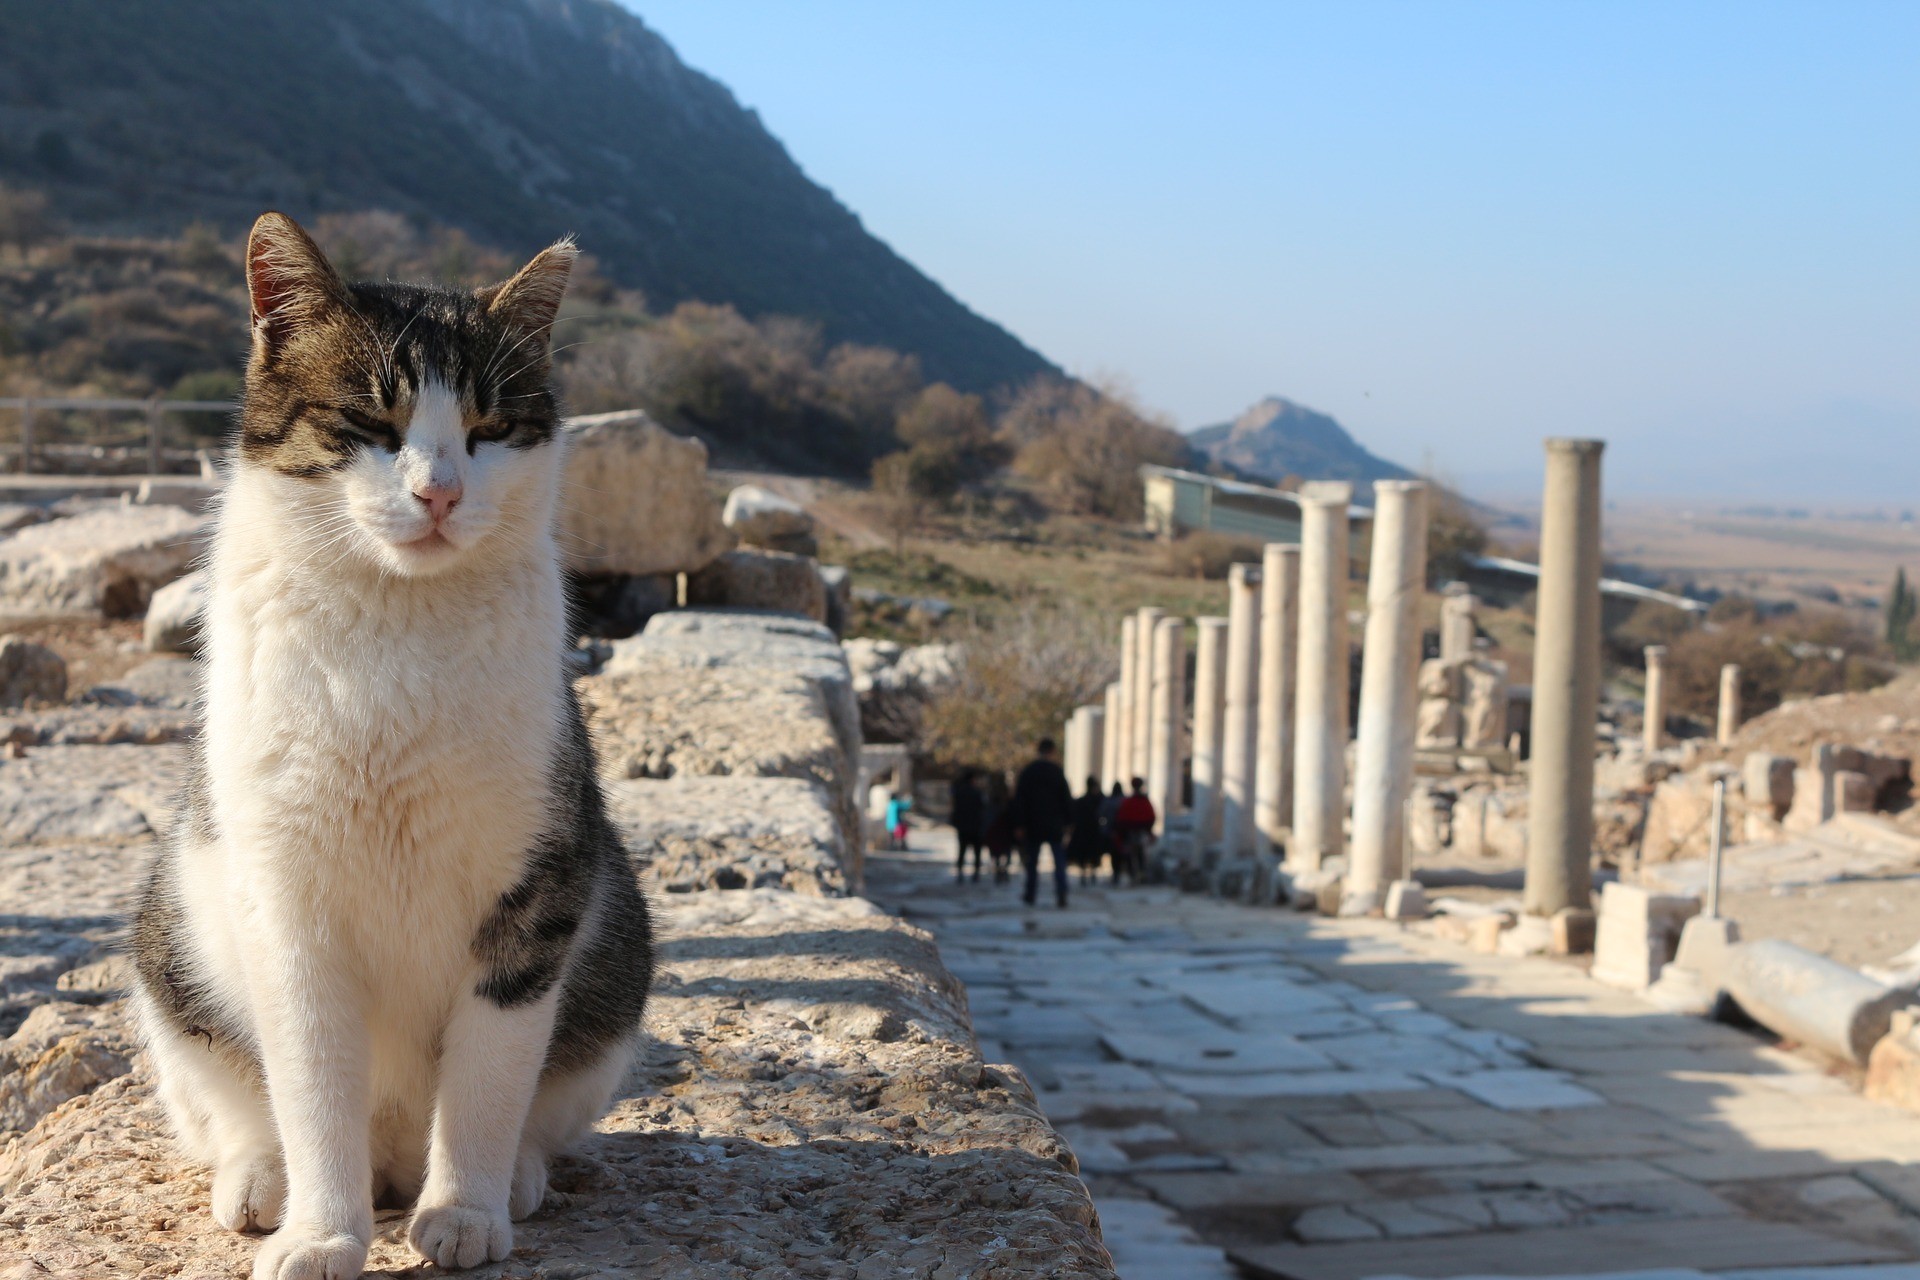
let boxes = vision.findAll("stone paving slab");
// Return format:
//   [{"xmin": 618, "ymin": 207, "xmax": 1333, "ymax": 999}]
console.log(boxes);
[
  {"xmin": 1234, "ymin": 1219, "xmax": 1906, "ymax": 1280},
  {"xmin": 868, "ymin": 832, "xmax": 1920, "ymax": 1280}
]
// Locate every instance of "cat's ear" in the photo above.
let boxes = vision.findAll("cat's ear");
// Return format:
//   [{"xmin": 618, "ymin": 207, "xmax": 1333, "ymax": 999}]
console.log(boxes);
[
  {"xmin": 477, "ymin": 238, "xmax": 577, "ymax": 346},
  {"xmin": 245, "ymin": 212, "xmax": 348, "ymax": 353}
]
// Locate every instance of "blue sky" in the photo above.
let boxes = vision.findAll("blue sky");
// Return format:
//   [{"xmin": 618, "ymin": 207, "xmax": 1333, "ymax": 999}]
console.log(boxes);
[{"xmin": 630, "ymin": 2, "xmax": 1918, "ymax": 501}]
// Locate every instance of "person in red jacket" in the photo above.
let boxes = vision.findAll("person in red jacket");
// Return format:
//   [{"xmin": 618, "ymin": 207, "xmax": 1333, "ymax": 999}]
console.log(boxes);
[{"xmin": 1111, "ymin": 776, "xmax": 1156, "ymax": 886}]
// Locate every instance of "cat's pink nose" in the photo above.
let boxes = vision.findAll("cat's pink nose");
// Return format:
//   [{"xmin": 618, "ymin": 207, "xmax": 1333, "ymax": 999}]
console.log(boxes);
[{"xmin": 414, "ymin": 481, "xmax": 462, "ymax": 524}]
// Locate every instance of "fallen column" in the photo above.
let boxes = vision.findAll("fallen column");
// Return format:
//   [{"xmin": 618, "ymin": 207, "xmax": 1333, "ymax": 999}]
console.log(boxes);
[
  {"xmin": 1725, "ymin": 938, "xmax": 1908, "ymax": 1066},
  {"xmin": 1146, "ymin": 615, "xmax": 1186, "ymax": 834},
  {"xmin": 1524, "ymin": 438, "xmax": 1604, "ymax": 916},
  {"xmin": 1255, "ymin": 543, "xmax": 1301, "ymax": 852},
  {"xmin": 1190, "ymin": 616, "xmax": 1229, "ymax": 845},
  {"xmin": 1291, "ymin": 482, "xmax": 1353, "ymax": 872},
  {"xmin": 1219, "ymin": 563, "xmax": 1262, "ymax": 860},
  {"xmin": 1347, "ymin": 480, "xmax": 1430, "ymax": 914}
]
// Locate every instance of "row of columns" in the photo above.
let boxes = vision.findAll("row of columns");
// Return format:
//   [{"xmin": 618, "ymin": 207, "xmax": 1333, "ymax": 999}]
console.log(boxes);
[{"xmin": 1059, "ymin": 436, "xmax": 1651, "ymax": 923}]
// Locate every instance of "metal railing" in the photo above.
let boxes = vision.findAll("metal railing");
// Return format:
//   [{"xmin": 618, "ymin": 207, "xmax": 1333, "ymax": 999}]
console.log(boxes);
[{"xmin": 0, "ymin": 397, "xmax": 237, "ymax": 476}]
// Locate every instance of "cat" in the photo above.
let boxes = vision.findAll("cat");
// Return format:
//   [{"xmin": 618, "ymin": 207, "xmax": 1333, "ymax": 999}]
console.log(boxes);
[{"xmin": 131, "ymin": 211, "xmax": 654, "ymax": 1280}]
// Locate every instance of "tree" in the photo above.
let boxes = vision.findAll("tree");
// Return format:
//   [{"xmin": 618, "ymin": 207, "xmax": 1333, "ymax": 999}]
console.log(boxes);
[
  {"xmin": 1001, "ymin": 376, "xmax": 1188, "ymax": 519},
  {"xmin": 1889, "ymin": 569, "xmax": 1917, "ymax": 661}
]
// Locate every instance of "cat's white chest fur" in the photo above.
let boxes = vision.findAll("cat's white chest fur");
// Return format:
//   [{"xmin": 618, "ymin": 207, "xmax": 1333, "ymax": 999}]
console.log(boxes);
[{"xmin": 190, "ymin": 468, "xmax": 566, "ymax": 1019}]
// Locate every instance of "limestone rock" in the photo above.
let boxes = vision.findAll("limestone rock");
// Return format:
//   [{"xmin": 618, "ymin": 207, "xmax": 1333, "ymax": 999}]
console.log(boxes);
[
  {"xmin": 0, "ymin": 743, "xmax": 181, "ymax": 846},
  {"xmin": 844, "ymin": 637, "xmax": 962, "ymax": 747},
  {"xmin": 1382, "ymin": 879, "xmax": 1429, "ymax": 921},
  {"xmin": 1416, "ymin": 657, "xmax": 1462, "ymax": 748},
  {"xmin": 0, "ymin": 503, "xmax": 207, "ymax": 621},
  {"xmin": 722, "ymin": 484, "xmax": 817, "ymax": 555},
  {"xmin": 1591, "ymin": 881, "xmax": 1701, "ymax": 991},
  {"xmin": 1448, "ymin": 785, "xmax": 1528, "ymax": 860},
  {"xmin": 0, "ymin": 636, "xmax": 66, "ymax": 707},
  {"xmin": 85, "ymin": 656, "xmax": 200, "ymax": 711},
  {"xmin": 684, "ymin": 548, "xmax": 829, "ymax": 623},
  {"xmin": 1460, "ymin": 656, "xmax": 1509, "ymax": 750},
  {"xmin": 558, "ymin": 411, "xmax": 734, "ymax": 577},
  {"xmin": 1867, "ymin": 1008, "xmax": 1920, "ymax": 1114},
  {"xmin": 142, "ymin": 565, "xmax": 209, "ymax": 653},
  {"xmin": 0, "ymin": 892, "xmax": 1113, "ymax": 1278},
  {"xmin": 1641, "ymin": 766, "xmax": 1735, "ymax": 863},
  {"xmin": 0, "ymin": 999, "xmax": 135, "ymax": 1138},
  {"xmin": 608, "ymin": 775, "xmax": 846, "ymax": 896},
  {"xmin": 0, "ymin": 504, "xmax": 46, "ymax": 535}
]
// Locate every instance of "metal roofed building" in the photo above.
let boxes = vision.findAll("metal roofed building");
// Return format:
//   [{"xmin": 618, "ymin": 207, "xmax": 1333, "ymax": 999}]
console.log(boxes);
[
  {"xmin": 1140, "ymin": 464, "xmax": 1373, "ymax": 543},
  {"xmin": 1460, "ymin": 553, "xmax": 1708, "ymax": 630}
]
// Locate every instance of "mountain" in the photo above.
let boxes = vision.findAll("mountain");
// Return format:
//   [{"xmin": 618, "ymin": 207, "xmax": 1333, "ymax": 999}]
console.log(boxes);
[
  {"xmin": 1188, "ymin": 396, "xmax": 1414, "ymax": 488},
  {"xmin": 0, "ymin": 0, "xmax": 1051, "ymax": 393}
]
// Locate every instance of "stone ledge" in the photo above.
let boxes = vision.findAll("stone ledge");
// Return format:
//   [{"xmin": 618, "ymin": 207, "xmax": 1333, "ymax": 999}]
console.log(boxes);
[
  {"xmin": 0, "ymin": 892, "xmax": 1116, "ymax": 1278},
  {"xmin": 608, "ymin": 774, "xmax": 847, "ymax": 897}
]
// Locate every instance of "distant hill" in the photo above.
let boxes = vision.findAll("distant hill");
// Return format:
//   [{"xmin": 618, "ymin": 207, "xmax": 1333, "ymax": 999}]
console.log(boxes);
[
  {"xmin": 0, "ymin": 0, "xmax": 1052, "ymax": 394},
  {"xmin": 1188, "ymin": 396, "xmax": 1414, "ymax": 488}
]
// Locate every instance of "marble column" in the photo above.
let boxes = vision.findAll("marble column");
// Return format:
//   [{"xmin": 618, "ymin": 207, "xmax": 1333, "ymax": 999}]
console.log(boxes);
[
  {"xmin": 1131, "ymin": 606, "xmax": 1165, "ymax": 784},
  {"xmin": 1643, "ymin": 645, "xmax": 1668, "ymax": 755},
  {"xmin": 1102, "ymin": 681, "xmax": 1124, "ymax": 789},
  {"xmin": 1220, "ymin": 563, "xmax": 1263, "ymax": 858},
  {"xmin": 1146, "ymin": 616, "xmax": 1185, "ymax": 834},
  {"xmin": 1190, "ymin": 617, "xmax": 1229, "ymax": 845},
  {"xmin": 1348, "ymin": 480, "xmax": 1431, "ymax": 913},
  {"xmin": 1524, "ymin": 438, "xmax": 1605, "ymax": 917},
  {"xmin": 1292, "ymin": 481, "xmax": 1353, "ymax": 871},
  {"xmin": 1079, "ymin": 707, "xmax": 1105, "ymax": 793},
  {"xmin": 1115, "ymin": 617, "xmax": 1138, "ymax": 788},
  {"xmin": 1718, "ymin": 664, "xmax": 1742, "ymax": 746},
  {"xmin": 1255, "ymin": 543, "xmax": 1301, "ymax": 851},
  {"xmin": 1440, "ymin": 585, "xmax": 1477, "ymax": 663}
]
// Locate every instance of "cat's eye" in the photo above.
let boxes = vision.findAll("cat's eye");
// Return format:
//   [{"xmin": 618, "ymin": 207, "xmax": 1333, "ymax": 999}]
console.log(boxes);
[
  {"xmin": 468, "ymin": 419, "xmax": 516, "ymax": 445},
  {"xmin": 334, "ymin": 407, "xmax": 399, "ymax": 448}
]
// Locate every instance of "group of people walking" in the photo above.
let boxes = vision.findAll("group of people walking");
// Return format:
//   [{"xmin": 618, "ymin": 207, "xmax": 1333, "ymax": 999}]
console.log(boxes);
[{"xmin": 949, "ymin": 738, "xmax": 1158, "ymax": 909}]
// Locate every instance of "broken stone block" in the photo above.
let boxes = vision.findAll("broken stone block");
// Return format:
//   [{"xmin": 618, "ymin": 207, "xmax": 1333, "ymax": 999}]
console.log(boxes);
[
  {"xmin": 1383, "ymin": 880, "xmax": 1429, "ymax": 921},
  {"xmin": 1591, "ymin": 881, "xmax": 1700, "ymax": 991},
  {"xmin": 559, "ymin": 410, "xmax": 735, "ymax": 578},
  {"xmin": 1866, "ymin": 1009, "xmax": 1920, "ymax": 1114},
  {"xmin": 723, "ymin": 484, "xmax": 817, "ymax": 556},
  {"xmin": 0, "ymin": 636, "xmax": 67, "ymax": 707},
  {"xmin": 1549, "ymin": 906, "xmax": 1596, "ymax": 956},
  {"xmin": 1497, "ymin": 915, "xmax": 1554, "ymax": 957},
  {"xmin": 142, "ymin": 567, "xmax": 209, "ymax": 654},
  {"xmin": 1834, "ymin": 769, "xmax": 1877, "ymax": 814},
  {"xmin": 1468, "ymin": 914, "xmax": 1509, "ymax": 954},
  {"xmin": 685, "ymin": 549, "xmax": 829, "ymax": 624},
  {"xmin": 1645, "ymin": 915, "xmax": 1741, "ymax": 1015},
  {"xmin": 0, "ymin": 504, "xmax": 207, "ymax": 621},
  {"xmin": 1742, "ymin": 751, "xmax": 1795, "ymax": 824}
]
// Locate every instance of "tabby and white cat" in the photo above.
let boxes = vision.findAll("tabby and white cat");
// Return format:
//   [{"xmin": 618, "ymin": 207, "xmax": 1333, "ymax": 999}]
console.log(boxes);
[{"xmin": 132, "ymin": 212, "xmax": 654, "ymax": 1280}]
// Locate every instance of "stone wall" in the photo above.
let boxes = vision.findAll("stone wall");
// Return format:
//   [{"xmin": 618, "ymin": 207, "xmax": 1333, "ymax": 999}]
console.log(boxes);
[{"xmin": 0, "ymin": 609, "xmax": 1115, "ymax": 1276}]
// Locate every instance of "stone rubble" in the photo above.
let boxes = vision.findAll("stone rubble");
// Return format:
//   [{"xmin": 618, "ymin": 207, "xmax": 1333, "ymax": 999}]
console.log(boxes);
[{"xmin": 0, "ymin": 503, "xmax": 207, "ymax": 622}]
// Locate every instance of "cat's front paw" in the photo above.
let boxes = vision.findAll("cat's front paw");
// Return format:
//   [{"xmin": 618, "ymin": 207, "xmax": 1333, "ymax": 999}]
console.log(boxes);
[
  {"xmin": 408, "ymin": 1202, "xmax": 513, "ymax": 1269},
  {"xmin": 250, "ymin": 1227, "xmax": 366, "ymax": 1280},
  {"xmin": 213, "ymin": 1152, "xmax": 286, "ymax": 1233}
]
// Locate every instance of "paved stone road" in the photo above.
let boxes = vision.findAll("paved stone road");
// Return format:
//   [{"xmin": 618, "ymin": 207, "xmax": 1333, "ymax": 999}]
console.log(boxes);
[{"xmin": 868, "ymin": 832, "xmax": 1920, "ymax": 1280}]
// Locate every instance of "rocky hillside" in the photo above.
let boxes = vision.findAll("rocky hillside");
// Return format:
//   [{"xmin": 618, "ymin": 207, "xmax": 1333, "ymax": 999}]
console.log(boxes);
[
  {"xmin": 0, "ymin": 0, "xmax": 1051, "ymax": 393},
  {"xmin": 1189, "ymin": 396, "xmax": 1413, "ymax": 487}
]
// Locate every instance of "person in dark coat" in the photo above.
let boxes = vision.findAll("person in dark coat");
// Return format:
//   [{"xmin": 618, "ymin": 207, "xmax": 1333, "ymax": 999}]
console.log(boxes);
[
  {"xmin": 1009, "ymin": 737, "xmax": 1075, "ymax": 908},
  {"xmin": 984, "ymin": 803, "xmax": 1014, "ymax": 884},
  {"xmin": 1067, "ymin": 776, "xmax": 1107, "ymax": 885},
  {"xmin": 950, "ymin": 768, "xmax": 988, "ymax": 883}
]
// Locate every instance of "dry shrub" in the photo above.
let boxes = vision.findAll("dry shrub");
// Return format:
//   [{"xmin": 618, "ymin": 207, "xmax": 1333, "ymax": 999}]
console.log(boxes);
[
  {"xmin": 921, "ymin": 603, "xmax": 1119, "ymax": 775},
  {"xmin": 1001, "ymin": 376, "xmax": 1188, "ymax": 519},
  {"xmin": 1161, "ymin": 530, "xmax": 1262, "ymax": 580},
  {"xmin": 1654, "ymin": 603, "xmax": 1893, "ymax": 721}
]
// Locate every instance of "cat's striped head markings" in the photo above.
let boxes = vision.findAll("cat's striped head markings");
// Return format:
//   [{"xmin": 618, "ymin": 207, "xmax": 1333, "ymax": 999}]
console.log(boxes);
[{"xmin": 239, "ymin": 210, "xmax": 576, "ymax": 577}]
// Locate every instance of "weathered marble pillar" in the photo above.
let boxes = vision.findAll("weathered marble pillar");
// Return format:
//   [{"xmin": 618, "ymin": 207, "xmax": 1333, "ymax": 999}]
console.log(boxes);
[
  {"xmin": 1440, "ymin": 585, "xmax": 1477, "ymax": 662},
  {"xmin": 1102, "ymin": 681, "xmax": 1124, "ymax": 788},
  {"xmin": 1115, "ymin": 617, "xmax": 1138, "ymax": 786},
  {"xmin": 1063, "ymin": 712, "xmax": 1084, "ymax": 786},
  {"xmin": 1292, "ymin": 481, "xmax": 1352, "ymax": 871},
  {"xmin": 1524, "ymin": 438, "xmax": 1605, "ymax": 917},
  {"xmin": 1081, "ymin": 707, "xmax": 1105, "ymax": 792},
  {"xmin": 1718, "ymin": 664, "xmax": 1742, "ymax": 746},
  {"xmin": 1146, "ymin": 616, "xmax": 1185, "ymax": 834},
  {"xmin": 1220, "ymin": 563, "xmax": 1263, "ymax": 858},
  {"xmin": 1131, "ymin": 606, "xmax": 1165, "ymax": 783},
  {"xmin": 1643, "ymin": 645, "xmax": 1668, "ymax": 755},
  {"xmin": 1190, "ymin": 617, "xmax": 1229, "ymax": 845},
  {"xmin": 1065, "ymin": 705, "xmax": 1103, "ymax": 790},
  {"xmin": 1255, "ymin": 543, "xmax": 1301, "ymax": 851},
  {"xmin": 1347, "ymin": 481, "xmax": 1430, "ymax": 913}
]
